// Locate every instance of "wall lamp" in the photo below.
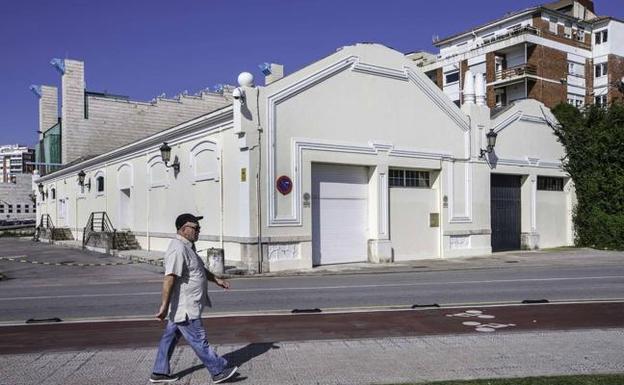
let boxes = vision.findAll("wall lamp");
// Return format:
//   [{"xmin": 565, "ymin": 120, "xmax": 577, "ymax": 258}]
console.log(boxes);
[
  {"xmin": 38, "ymin": 183, "xmax": 48, "ymax": 199},
  {"xmin": 78, "ymin": 170, "xmax": 91, "ymax": 190},
  {"xmin": 479, "ymin": 129, "xmax": 498, "ymax": 158},
  {"xmin": 160, "ymin": 142, "xmax": 180, "ymax": 173}
]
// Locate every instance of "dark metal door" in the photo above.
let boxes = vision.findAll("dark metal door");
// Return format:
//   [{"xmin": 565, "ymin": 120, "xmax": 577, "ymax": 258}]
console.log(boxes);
[{"xmin": 490, "ymin": 174, "xmax": 521, "ymax": 252}]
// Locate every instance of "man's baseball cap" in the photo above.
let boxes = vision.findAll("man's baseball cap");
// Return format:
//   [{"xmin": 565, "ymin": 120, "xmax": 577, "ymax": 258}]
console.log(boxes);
[{"xmin": 175, "ymin": 213, "xmax": 204, "ymax": 230}]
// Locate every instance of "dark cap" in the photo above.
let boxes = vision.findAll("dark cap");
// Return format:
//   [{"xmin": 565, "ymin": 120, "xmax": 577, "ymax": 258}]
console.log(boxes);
[{"xmin": 175, "ymin": 213, "xmax": 204, "ymax": 230}]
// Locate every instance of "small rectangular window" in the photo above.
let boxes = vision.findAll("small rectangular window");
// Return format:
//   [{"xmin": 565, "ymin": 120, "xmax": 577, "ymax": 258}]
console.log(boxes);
[
  {"xmin": 389, "ymin": 169, "xmax": 404, "ymax": 187},
  {"xmin": 537, "ymin": 176, "xmax": 564, "ymax": 191},
  {"xmin": 8, "ymin": 205, "xmax": 13, "ymax": 213},
  {"xmin": 445, "ymin": 71, "xmax": 459, "ymax": 84},
  {"xmin": 16, "ymin": 204, "xmax": 21, "ymax": 213},
  {"xmin": 595, "ymin": 94, "xmax": 607, "ymax": 107},
  {"xmin": 595, "ymin": 30, "xmax": 608, "ymax": 45},
  {"xmin": 389, "ymin": 169, "xmax": 431, "ymax": 188},
  {"xmin": 25, "ymin": 205, "xmax": 29, "ymax": 213},
  {"xmin": 0, "ymin": 204, "xmax": 4, "ymax": 213},
  {"xmin": 549, "ymin": 16, "xmax": 558, "ymax": 34},
  {"xmin": 594, "ymin": 62, "xmax": 607, "ymax": 78}
]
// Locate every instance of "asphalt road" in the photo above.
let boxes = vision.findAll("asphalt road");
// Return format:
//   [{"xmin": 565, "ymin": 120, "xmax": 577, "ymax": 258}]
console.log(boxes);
[{"xmin": 1, "ymin": 238, "xmax": 624, "ymax": 323}]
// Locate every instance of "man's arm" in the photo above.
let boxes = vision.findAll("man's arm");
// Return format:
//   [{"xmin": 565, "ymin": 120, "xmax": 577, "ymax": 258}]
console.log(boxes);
[
  {"xmin": 155, "ymin": 274, "xmax": 176, "ymax": 320},
  {"xmin": 204, "ymin": 268, "xmax": 230, "ymax": 289}
]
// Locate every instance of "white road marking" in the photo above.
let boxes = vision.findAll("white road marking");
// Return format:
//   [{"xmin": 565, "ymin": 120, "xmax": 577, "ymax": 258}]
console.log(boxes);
[{"xmin": 0, "ymin": 275, "xmax": 622, "ymax": 301}]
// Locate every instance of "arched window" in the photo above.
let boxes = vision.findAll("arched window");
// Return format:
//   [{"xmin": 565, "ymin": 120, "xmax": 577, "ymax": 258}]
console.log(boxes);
[
  {"xmin": 190, "ymin": 141, "xmax": 219, "ymax": 182},
  {"xmin": 148, "ymin": 156, "xmax": 168, "ymax": 188},
  {"xmin": 96, "ymin": 176, "xmax": 105, "ymax": 192}
]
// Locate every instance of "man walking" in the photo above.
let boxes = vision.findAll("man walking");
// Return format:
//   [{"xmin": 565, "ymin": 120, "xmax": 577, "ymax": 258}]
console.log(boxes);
[{"xmin": 150, "ymin": 213, "xmax": 238, "ymax": 384}]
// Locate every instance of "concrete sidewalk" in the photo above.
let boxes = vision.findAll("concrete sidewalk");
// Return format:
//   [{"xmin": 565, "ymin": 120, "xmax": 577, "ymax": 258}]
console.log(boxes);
[
  {"xmin": 117, "ymin": 246, "xmax": 624, "ymax": 278},
  {"xmin": 1, "ymin": 328, "xmax": 622, "ymax": 385}
]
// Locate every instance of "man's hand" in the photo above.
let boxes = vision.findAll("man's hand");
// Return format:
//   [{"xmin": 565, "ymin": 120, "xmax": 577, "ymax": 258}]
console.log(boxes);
[
  {"xmin": 155, "ymin": 303, "xmax": 168, "ymax": 321},
  {"xmin": 215, "ymin": 277, "xmax": 230, "ymax": 290}
]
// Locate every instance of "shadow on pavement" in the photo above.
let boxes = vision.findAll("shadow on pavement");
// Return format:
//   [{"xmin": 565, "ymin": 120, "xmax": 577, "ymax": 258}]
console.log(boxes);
[
  {"xmin": 223, "ymin": 342, "xmax": 280, "ymax": 367},
  {"xmin": 173, "ymin": 342, "xmax": 279, "ymax": 381}
]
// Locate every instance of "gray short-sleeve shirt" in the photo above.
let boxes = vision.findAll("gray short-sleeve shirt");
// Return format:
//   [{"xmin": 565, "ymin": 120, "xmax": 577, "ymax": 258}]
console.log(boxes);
[{"xmin": 165, "ymin": 235, "xmax": 209, "ymax": 323}]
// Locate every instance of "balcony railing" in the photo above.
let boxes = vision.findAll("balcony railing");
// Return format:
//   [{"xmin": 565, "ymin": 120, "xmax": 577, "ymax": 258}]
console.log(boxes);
[
  {"xmin": 494, "ymin": 63, "xmax": 537, "ymax": 81},
  {"xmin": 438, "ymin": 25, "xmax": 541, "ymax": 61}
]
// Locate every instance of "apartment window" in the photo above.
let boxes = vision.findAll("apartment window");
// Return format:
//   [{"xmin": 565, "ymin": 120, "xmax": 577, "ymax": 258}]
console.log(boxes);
[
  {"xmin": 595, "ymin": 94, "xmax": 607, "ymax": 107},
  {"xmin": 594, "ymin": 30, "xmax": 608, "ymax": 45},
  {"xmin": 96, "ymin": 176, "xmax": 105, "ymax": 192},
  {"xmin": 564, "ymin": 21, "xmax": 572, "ymax": 39},
  {"xmin": 445, "ymin": 71, "xmax": 459, "ymax": 84},
  {"xmin": 594, "ymin": 62, "xmax": 607, "ymax": 78},
  {"xmin": 575, "ymin": 27, "xmax": 585, "ymax": 42},
  {"xmin": 16, "ymin": 204, "xmax": 21, "ymax": 213},
  {"xmin": 0, "ymin": 204, "xmax": 4, "ymax": 213},
  {"xmin": 567, "ymin": 62, "xmax": 584, "ymax": 77},
  {"xmin": 567, "ymin": 94, "xmax": 584, "ymax": 108},
  {"xmin": 8, "ymin": 205, "xmax": 13, "ymax": 213},
  {"xmin": 549, "ymin": 16, "xmax": 558, "ymax": 34},
  {"xmin": 389, "ymin": 169, "xmax": 431, "ymax": 188},
  {"xmin": 24, "ymin": 205, "xmax": 29, "ymax": 213},
  {"xmin": 537, "ymin": 176, "xmax": 564, "ymax": 191}
]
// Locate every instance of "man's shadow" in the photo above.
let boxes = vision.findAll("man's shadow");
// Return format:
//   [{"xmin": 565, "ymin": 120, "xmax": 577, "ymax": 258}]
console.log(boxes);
[{"xmin": 174, "ymin": 342, "xmax": 280, "ymax": 382}]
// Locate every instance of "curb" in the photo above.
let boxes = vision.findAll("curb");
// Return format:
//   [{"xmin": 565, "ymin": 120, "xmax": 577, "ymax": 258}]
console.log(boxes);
[{"xmin": 118, "ymin": 254, "xmax": 164, "ymax": 267}]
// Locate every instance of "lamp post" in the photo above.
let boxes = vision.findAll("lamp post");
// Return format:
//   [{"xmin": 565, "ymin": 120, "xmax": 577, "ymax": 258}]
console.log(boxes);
[
  {"xmin": 479, "ymin": 129, "xmax": 498, "ymax": 158},
  {"xmin": 77, "ymin": 170, "xmax": 91, "ymax": 190},
  {"xmin": 38, "ymin": 182, "xmax": 47, "ymax": 200},
  {"xmin": 160, "ymin": 142, "xmax": 180, "ymax": 173}
]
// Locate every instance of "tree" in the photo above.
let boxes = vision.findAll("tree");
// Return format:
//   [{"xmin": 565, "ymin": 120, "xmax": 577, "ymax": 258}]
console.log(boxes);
[{"xmin": 551, "ymin": 102, "xmax": 624, "ymax": 250}]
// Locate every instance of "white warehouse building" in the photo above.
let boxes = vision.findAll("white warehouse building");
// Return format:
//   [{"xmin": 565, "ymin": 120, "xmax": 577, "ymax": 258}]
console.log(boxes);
[{"xmin": 35, "ymin": 43, "xmax": 574, "ymax": 272}]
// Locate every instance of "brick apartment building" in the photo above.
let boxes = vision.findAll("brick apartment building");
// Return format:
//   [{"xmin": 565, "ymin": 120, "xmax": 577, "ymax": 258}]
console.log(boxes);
[
  {"xmin": 31, "ymin": 59, "xmax": 233, "ymax": 175},
  {"xmin": 412, "ymin": 0, "xmax": 624, "ymax": 109}
]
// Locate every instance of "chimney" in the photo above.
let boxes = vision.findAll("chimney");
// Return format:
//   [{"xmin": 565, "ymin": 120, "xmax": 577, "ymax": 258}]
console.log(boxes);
[
  {"xmin": 58, "ymin": 59, "xmax": 85, "ymax": 126},
  {"xmin": 39, "ymin": 86, "xmax": 59, "ymax": 137},
  {"xmin": 259, "ymin": 63, "xmax": 284, "ymax": 85}
]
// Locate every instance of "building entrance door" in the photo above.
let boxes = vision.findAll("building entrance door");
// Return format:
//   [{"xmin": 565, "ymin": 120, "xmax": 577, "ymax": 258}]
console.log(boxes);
[
  {"xmin": 119, "ymin": 188, "xmax": 132, "ymax": 230},
  {"xmin": 490, "ymin": 174, "xmax": 521, "ymax": 252}
]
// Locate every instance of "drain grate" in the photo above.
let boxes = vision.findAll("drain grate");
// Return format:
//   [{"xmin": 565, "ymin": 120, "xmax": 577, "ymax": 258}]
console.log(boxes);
[
  {"xmin": 291, "ymin": 308, "xmax": 322, "ymax": 314},
  {"xmin": 26, "ymin": 317, "xmax": 62, "ymax": 324},
  {"xmin": 521, "ymin": 299, "xmax": 549, "ymax": 304}
]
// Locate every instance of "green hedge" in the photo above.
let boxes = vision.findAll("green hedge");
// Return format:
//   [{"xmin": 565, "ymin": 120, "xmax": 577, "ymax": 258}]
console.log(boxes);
[{"xmin": 551, "ymin": 102, "xmax": 624, "ymax": 250}]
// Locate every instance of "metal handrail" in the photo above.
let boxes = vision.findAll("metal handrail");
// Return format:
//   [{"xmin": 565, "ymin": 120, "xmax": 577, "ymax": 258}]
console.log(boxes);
[
  {"xmin": 39, "ymin": 214, "xmax": 54, "ymax": 229},
  {"xmin": 82, "ymin": 212, "xmax": 117, "ymax": 249},
  {"xmin": 494, "ymin": 63, "xmax": 537, "ymax": 81}
]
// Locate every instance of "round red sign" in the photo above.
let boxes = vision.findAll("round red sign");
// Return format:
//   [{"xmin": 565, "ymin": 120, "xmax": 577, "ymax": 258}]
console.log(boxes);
[{"xmin": 276, "ymin": 175, "xmax": 293, "ymax": 195}]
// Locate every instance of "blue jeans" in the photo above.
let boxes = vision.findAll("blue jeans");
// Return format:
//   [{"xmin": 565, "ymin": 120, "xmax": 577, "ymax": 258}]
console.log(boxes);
[{"xmin": 153, "ymin": 318, "xmax": 228, "ymax": 376}]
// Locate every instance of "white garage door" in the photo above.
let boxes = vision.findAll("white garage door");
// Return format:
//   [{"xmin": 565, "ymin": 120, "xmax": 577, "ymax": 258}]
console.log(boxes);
[{"xmin": 312, "ymin": 164, "xmax": 369, "ymax": 265}]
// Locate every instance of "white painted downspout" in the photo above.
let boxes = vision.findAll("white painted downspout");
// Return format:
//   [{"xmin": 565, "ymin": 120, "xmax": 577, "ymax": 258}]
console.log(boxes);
[
  {"xmin": 146, "ymin": 154, "xmax": 150, "ymax": 251},
  {"xmin": 219, "ymin": 137, "xmax": 224, "ymax": 250},
  {"xmin": 256, "ymin": 88, "xmax": 263, "ymax": 273}
]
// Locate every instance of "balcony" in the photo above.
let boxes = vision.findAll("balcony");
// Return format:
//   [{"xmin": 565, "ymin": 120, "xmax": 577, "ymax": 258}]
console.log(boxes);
[{"xmin": 494, "ymin": 63, "xmax": 537, "ymax": 82}]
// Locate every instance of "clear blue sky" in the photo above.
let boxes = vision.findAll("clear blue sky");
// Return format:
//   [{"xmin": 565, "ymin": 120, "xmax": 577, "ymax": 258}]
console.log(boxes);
[{"xmin": 1, "ymin": 0, "xmax": 622, "ymax": 147}]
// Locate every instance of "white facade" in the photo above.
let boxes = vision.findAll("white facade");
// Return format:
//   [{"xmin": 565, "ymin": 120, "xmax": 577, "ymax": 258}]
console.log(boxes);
[{"xmin": 36, "ymin": 44, "xmax": 574, "ymax": 272}]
